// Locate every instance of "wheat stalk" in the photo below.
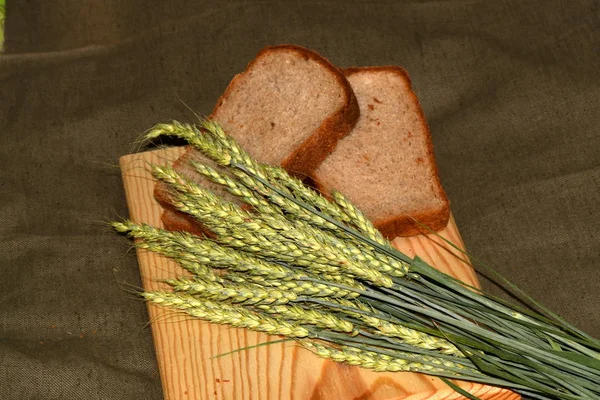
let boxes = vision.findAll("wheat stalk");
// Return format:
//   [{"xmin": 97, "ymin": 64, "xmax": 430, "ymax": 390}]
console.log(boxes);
[
  {"xmin": 300, "ymin": 341, "xmax": 448, "ymax": 374},
  {"xmin": 113, "ymin": 119, "xmax": 600, "ymax": 400},
  {"xmin": 116, "ymin": 220, "xmax": 364, "ymax": 299},
  {"xmin": 143, "ymin": 290, "xmax": 309, "ymax": 337},
  {"xmin": 112, "ymin": 221, "xmax": 221, "ymax": 281},
  {"xmin": 256, "ymin": 304, "xmax": 355, "ymax": 333},
  {"xmin": 190, "ymin": 161, "xmax": 280, "ymax": 216},
  {"xmin": 152, "ymin": 165, "xmax": 394, "ymax": 287},
  {"xmin": 165, "ymin": 276, "xmax": 298, "ymax": 305},
  {"xmin": 332, "ymin": 298, "xmax": 463, "ymax": 357}
]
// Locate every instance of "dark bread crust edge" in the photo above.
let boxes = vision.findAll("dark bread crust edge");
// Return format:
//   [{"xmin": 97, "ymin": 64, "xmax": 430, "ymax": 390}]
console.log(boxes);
[
  {"xmin": 157, "ymin": 44, "xmax": 359, "ymax": 233},
  {"xmin": 272, "ymin": 46, "xmax": 360, "ymax": 175},
  {"xmin": 312, "ymin": 66, "xmax": 450, "ymax": 238}
]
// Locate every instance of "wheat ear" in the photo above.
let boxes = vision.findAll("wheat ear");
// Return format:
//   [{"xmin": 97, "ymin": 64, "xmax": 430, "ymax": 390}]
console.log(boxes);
[{"xmin": 143, "ymin": 291, "xmax": 309, "ymax": 337}]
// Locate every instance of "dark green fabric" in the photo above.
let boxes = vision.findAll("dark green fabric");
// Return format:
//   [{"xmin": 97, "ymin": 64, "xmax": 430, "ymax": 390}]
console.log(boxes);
[{"xmin": 1, "ymin": 1, "xmax": 598, "ymax": 398}]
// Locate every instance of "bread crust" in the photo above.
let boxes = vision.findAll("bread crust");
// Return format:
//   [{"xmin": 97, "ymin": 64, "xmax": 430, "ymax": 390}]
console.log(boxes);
[
  {"xmin": 312, "ymin": 66, "xmax": 450, "ymax": 238},
  {"xmin": 211, "ymin": 44, "xmax": 359, "ymax": 175},
  {"xmin": 157, "ymin": 44, "xmax": 359, "ymax": 233}
]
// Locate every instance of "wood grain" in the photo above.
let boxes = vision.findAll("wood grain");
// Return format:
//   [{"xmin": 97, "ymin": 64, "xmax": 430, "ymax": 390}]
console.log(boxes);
[{"xmin": 119, "ymin": 146, "xmax": 519, "ymax": 400}]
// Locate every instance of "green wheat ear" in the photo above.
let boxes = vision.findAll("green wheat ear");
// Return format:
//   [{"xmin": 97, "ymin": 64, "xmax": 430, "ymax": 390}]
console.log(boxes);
[{"xmin": 115, "ymin": 119, "xmax": 600, "ymax": 399}]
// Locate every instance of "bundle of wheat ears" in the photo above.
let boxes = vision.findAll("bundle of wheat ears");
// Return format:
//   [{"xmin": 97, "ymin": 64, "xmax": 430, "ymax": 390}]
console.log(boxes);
[{"xmin": 113, "ymin": 120, "xmax": 600, "ymax": 400}]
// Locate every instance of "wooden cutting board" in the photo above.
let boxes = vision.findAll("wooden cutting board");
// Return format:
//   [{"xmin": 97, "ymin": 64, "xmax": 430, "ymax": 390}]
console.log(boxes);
[{"xmin": 119, "ymin": 146, "xmax": 519, "ymax": 400}]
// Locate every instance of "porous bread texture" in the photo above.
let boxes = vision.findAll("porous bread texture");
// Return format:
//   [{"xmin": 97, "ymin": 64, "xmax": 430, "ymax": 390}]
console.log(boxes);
[
  {"xmin": 156, "ymin": 44, "xmax": 359, "ymax": 233},
  {"xmin": 211, "ymin": 45, "xmax": 358, "ymax": 172},
  {"xmin": 312, "ymin": 66, "xmax": 450, "ymax": 238}
]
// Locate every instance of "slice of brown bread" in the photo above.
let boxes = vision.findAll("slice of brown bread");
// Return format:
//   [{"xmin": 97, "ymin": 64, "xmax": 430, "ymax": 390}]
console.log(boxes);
[
  {"xmin": 155, "ymin": 44, "xmax": 360, "ymax": 233},
  {"xmin": 311, "ymin": 66, "xmax": 450, "ymax": 238}
]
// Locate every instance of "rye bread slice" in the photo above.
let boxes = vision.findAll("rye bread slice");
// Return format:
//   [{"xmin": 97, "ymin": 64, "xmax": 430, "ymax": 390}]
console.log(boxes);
[
  {"xmin": 311, "ymin": 66, "xmax": 450, "ymax": 238},
  {"xmin": 156, "ymin": 44, "xmax": 359, "ymax": 233}
]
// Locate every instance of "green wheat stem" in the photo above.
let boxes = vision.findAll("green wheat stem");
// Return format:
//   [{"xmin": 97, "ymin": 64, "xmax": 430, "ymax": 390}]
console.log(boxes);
[{"xmin": 114, "ymin": 119, "xmax": 600, "ymax": 400}]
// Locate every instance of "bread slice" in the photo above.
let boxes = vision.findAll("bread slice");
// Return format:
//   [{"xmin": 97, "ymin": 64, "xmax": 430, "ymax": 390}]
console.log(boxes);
[
  {"xmin": 155, "ymin": 44, "xmax": 360, "ymax": 233},
  {"xmin": 311, "ymin": 66, "xmax": 450, "ymax": 238}
]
